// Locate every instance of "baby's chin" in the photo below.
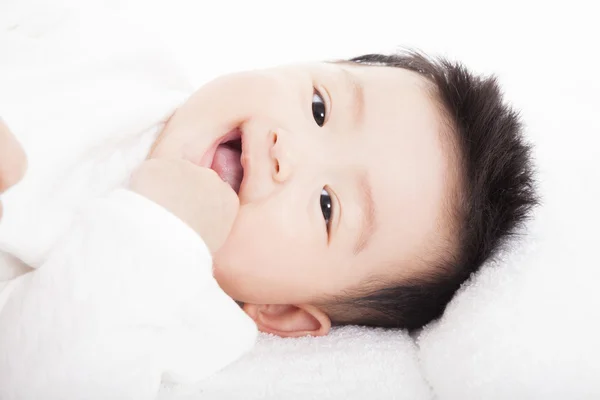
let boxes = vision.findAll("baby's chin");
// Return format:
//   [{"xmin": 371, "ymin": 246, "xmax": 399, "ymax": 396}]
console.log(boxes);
[
  {"xmin": 212, "ymin": 258, "xmax": 245, "ymax": 301},
  {"xmin": 212, "ymin": 258, "xmax": 274, "ymax": 305}
]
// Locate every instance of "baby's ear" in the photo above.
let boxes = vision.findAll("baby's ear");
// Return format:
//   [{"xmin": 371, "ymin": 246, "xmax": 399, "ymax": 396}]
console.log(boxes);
[{"xmin": 242, "ymin": 304, "xmax": 331, "ymax": 338}]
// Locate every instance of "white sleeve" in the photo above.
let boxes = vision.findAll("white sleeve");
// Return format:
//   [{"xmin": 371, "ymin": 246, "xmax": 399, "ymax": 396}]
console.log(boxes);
[{"xmin": 0, "ymin": 189, "xmax": 257, "ymax": 400}]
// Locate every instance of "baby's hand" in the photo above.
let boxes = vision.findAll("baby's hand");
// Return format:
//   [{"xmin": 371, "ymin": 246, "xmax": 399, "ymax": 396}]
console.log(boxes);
[
  {"xmin": 0, "ymin": 119, "xmax": 27, "ymax": 219},
  {"xmin": 130, "ymin": 159, "xmax": 239, "ymax": 253}
]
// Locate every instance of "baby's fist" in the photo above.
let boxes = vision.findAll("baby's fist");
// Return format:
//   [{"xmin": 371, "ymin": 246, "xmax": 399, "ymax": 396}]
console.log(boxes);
[
  {"xmin": 130, "ymin": 159, "xmax": 238, "ymax": 253},
  {"xmin": 0, "ymin": 119, "xmax": 27, "ymax": 219},
  {"xmin": 0, "ymin": 119, "xmax": 27, "ymax": 192}
]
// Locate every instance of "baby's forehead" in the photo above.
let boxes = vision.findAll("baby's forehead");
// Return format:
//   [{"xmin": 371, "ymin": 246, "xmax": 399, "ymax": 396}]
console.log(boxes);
[{"xmin": 336, "ymin": 64, "xmax": 456, "ymax": 276}]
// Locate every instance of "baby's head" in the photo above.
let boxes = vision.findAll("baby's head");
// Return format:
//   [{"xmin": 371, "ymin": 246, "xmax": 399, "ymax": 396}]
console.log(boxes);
[{"xmin": 151, "ymin": 51, "xmax": 537, "ymax": 336}]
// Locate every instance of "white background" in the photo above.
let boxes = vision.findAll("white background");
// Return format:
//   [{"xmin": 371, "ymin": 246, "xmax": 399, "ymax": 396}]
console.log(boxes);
[{"xmin": 91, "ymin": 0, "xmax": 600, "ymax": 158}]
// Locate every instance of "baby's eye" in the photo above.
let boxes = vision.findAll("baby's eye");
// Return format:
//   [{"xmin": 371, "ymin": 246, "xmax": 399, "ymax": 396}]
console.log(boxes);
[
  {"xmin": 312, "ymin": 89, "xmax": 326, "ymax": 127},
  {"xmin": 320, "ymin": 188, "xmax": 333, "ymax": 232}
]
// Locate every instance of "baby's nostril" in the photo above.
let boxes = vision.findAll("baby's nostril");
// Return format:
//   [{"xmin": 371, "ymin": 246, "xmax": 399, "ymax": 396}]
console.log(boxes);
[
  {"xmin": 272, "ymin": 132, "xmax": 278, "ymax": 144},
  {"xmin": 275, "ymin": 160, "xmax": 280, "ymax": 173}
]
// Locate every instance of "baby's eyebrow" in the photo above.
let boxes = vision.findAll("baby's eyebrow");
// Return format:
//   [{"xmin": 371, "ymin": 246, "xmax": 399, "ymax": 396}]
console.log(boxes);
[
  {"xmin": 353, "ymin": 170, "xmax": 377, "ymax": 255},
  {"xmin": 340, "ymin": 67, "xmax": 365, "ymax": 127}
]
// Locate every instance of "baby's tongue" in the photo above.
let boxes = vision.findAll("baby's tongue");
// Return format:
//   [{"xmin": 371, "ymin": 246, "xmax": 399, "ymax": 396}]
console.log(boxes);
[{"xmin": 211, "ymin": 144, "xmax": 242, "ymax": 193}]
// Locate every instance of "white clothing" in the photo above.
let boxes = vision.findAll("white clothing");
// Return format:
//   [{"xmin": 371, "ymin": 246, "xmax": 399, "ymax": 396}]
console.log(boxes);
[{"xmin": 0, "ymin": 7, "xmax": 256, "ymax": 399}]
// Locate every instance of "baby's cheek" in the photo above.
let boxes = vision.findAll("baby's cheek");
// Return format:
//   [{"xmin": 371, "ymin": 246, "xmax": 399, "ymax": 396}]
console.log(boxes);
[
  {"xmin": 216, "ymin": 185, "xmax": 339, "ymax": 299},
  {"xmin": 233, "ymin": 205, "xmax": 314, "ymax": 265},
  {"xmin": 196, "ymin": 70, "xmax": 282, "ymax": 117}
]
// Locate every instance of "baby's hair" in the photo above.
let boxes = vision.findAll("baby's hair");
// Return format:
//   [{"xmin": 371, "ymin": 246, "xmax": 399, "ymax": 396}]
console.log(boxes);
[{"xmin": 321, "ymin": 50, "xmax": 538, "ymax": 330}]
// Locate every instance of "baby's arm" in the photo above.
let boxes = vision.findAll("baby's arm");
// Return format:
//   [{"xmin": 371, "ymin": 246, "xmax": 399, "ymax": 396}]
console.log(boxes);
[{"xmin": 0, "ymin": 161, "xmax": 256, "ymax": 399}]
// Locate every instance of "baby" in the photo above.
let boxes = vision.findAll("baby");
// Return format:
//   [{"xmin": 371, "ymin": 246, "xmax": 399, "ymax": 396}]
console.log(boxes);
[
  {"xmin": 144, "ymin": 52, "xmax": 538, "ymax": 334},
  {"xmin": 0, "ymin": 44, "xmax": 537, "ymax": 396}
]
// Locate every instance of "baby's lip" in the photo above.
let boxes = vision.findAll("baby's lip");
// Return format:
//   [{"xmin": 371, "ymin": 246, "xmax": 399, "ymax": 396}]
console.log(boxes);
[
  {"xmin": 238, "ymin": 129, "xmax": 250, "ymax": 201},
  {"xmin": 190, "ymin": 126, "xmax": 248, "ymax": 199},
  {"xmin": 195, "ymin": 127, "xmax": 242, "ymax": 169}
]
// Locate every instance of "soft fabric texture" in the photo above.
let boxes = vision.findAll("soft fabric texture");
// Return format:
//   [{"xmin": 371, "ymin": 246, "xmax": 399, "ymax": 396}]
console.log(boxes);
[
  {"xmin": 0, "ymin": 6, "xmax": 256, "ymax": 399},
  {"xmin": 158, "ymin": 326, "xmax": 432, "ymax": 400},
  {"xmin": 0, "ymin": 190, "xmax": 257, "ymax": 399}
]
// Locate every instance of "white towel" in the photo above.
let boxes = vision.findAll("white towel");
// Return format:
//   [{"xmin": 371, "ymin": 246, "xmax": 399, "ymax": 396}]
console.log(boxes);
[{"xmin": 159, "ymin": 326, "xmax": 432, "ymax": 400}]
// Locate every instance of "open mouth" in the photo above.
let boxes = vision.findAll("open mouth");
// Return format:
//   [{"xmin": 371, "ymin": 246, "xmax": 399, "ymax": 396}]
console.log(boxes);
[{"xmin": 210, "ymin": 128, "xmax": 244, "ymax": 194}]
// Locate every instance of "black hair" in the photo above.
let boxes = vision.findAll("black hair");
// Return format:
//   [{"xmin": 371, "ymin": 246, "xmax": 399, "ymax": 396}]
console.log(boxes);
[{"xmin": 323, "ymin": 51, "xmax": 538, "ymax": 331}]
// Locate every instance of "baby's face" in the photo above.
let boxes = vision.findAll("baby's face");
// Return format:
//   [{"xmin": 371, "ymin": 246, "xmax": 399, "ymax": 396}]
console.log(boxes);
[{"xmin": 150, "ymin": 62, "xmax": 454, "ymax": 307}]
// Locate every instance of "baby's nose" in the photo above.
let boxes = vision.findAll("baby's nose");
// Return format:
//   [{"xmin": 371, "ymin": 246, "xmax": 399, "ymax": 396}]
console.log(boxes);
[{"xmin": 269, "ymin": 129, "xmax": 294, "ymax": 183}]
